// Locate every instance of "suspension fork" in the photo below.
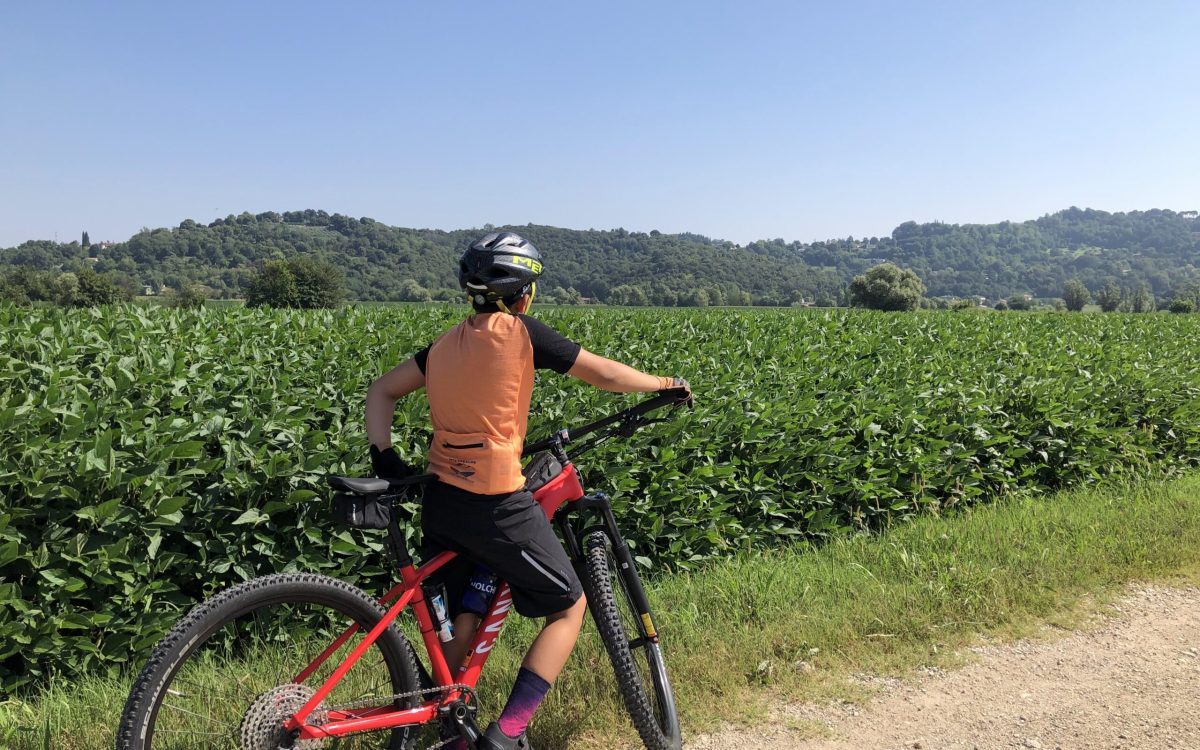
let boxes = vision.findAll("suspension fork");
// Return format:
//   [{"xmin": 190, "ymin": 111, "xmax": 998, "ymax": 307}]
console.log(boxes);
[{"xmin": 556, "ymin": 494, "xmax": 659, "ymax": 641}]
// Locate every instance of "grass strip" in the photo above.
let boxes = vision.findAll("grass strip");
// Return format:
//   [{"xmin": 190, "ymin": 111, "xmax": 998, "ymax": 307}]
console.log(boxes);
[{"xmin": 3, "ymin": 472, "xmax": 1199, "ymax": 748}]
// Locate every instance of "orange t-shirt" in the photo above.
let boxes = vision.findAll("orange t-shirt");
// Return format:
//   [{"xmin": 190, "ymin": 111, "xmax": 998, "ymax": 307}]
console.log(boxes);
[{"xmin": 416, "ymin": 312, "xmax": 580, "ymax": 495}]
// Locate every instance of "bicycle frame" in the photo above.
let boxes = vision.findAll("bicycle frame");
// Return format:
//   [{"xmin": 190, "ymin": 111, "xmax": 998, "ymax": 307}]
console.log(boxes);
[
  {"xmin": 285, "ymin": 391, "xmax": 683, "ymax": 743},
  {"xmin": 284, "ymin": 462, "xmax": 587, "ymax": 742}
]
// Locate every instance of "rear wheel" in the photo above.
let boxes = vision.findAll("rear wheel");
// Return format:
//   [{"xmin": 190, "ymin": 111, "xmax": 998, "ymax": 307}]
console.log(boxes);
[
  {"xmin": 583, "ymin": 532, "xmax": 682, "ymax": 750},
  {"xmin": 116, "ymin": 572, "xmax": 422, "ymax": 749}
]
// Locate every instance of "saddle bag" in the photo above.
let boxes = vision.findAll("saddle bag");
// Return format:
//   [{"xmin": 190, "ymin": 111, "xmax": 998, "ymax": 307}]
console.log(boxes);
[{"xmin": 331, "ymin": 493, "xmax": 393, "ymax": 529}]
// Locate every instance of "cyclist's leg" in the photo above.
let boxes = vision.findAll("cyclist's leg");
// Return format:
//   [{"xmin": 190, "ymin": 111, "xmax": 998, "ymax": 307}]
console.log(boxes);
[
  {"xmin": 443, "ymin": 611, "xmax": 481, "ymax": 670},
  {"xmin": 480, "ymin": 493, "xmax": 587, "ymax": 740},
  {"xmin": 425, "ymin": 485, "xmax": 586, "ymax": 740},
  {"xmin": 486, "ymin": 595, "xmax": 588, "ymax": 741},
  {"xmin": 522, "ymin": 595, "xmax": 588, "ymax": 681}
]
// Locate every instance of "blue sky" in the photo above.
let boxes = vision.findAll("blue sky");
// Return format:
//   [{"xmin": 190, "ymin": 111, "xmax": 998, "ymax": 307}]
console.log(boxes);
[{"xmin": 2, "ymin": 1, "xmax": 1197, "ymax": 247}]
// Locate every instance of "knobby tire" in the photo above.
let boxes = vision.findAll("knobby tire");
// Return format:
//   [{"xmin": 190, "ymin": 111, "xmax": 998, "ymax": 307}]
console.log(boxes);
[
  {"xmin": 583, "ymin": 531, "xmax": 682, "ymax": 750},
  {"xmin": 115, "ymin": 572, "xmax": 421, "ymax": 750}
]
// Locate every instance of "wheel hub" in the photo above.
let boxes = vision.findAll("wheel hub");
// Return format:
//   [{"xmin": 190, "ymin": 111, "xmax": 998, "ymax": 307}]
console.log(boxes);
[{"xmin": 239, "ymin": 683, "xmax": 328, "ymax": 750}]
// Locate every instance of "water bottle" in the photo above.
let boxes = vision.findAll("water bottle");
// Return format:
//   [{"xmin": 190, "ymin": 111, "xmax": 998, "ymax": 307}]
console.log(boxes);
[
  {"xmin": 424, "ymin": 584, "xmax": 454, "ymax": 642},
  {"xmin": 460, "ymin": 564, "xmax": 499, "ymax": 617}
]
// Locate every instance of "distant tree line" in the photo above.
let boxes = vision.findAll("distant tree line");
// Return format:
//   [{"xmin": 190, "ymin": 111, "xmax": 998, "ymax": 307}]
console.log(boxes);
[
  {"xmin": 0, "ymin": 265, "xmax": 131, "ymax": 306},
  {"xmin": 1058, "ymin": 277, "xmax": 1200, "ymax": 313},
  {"xmin": 2, "ymin": 206, "xmax": 1198, "ymax": 307}
]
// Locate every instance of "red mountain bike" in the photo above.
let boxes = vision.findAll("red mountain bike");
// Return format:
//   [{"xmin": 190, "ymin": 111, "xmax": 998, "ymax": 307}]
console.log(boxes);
[{"xmin": 117, "ymin": 392, "xmax": 686, "ymax": 750}]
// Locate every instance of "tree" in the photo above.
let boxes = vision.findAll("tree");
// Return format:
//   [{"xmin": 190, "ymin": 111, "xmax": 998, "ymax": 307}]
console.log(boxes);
[
  {"xmin": 1129, "ymin": 283, "xmax": 1154, "ymax": 313},
  {"xmin": 397, "ymin": 279, "xmax": 432, "ymax": 302},
  {"xmin": 288, "ymin": 255, "xmax": 345, "ymax": 308},
  {"xmin": 993, "ymin": 299, "xmax": 1009, "ymax": 311},
  {"xmin": 245, "ymin": 256, "xmax": 344, "ymax": 308},
  {"xmin": 2, "ymin": 266, "xmax": 56, "ymax": 302},
  {"xmin": 849, "ymin": 263, "xmax": 926, "ymax": 311},
  {"xmin": 1168, "ymin": 297, "xmax": 1194, "ymax": 314},
  {"xmin": 551, "ymin": 286, "xmax": 583, "ymax": 305},
  {"xmin": 1062, "ymin": 279, "xmax": 1090, "ymax": 311},
  {"xmin": 1007, "ymin": 295, "xmax": 1033, "ymax": 311},
  {"xmin": 1095, "ymin": 281, "xmax": 1122, "ymax": 313},
  {"xmin": 1169, "ymin": 281, "xmax": 1200, "ymax": 312},
  {"xmin": 82, "ymin": 231, "xmax": 90, "ymax": 248},
  {"xmin": 64, "ymin": 267, "xmax": 131, "ymax": 306},
  {"xmin": 245, "ymin": 260, "xmax": 299, "ymax": 307},
  {"xmin": 0, "ymin": 273, "xmax": 29, "ymax": 305},
  {"xmin": 607, "ymin": 284, "xmax": 649, "ymax": 306},
  {"xmin": 173, "ymin": 284, "xmax": 210, "ymax": 309}
]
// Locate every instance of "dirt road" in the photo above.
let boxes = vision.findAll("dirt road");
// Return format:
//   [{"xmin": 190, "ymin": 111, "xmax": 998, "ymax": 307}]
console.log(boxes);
[{"xmin": 687, "ymin": 584, "xmax": 1199, "ymax": 750}]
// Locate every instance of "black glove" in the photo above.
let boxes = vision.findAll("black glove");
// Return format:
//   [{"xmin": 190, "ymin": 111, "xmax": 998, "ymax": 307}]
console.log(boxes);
[
  {"xmin": 657, "ymin": 376, "xmax": 693, "ymax": 407},
  {"xmin": 370, "ymin": 444, "xmax": 416, "ymax": 479}
]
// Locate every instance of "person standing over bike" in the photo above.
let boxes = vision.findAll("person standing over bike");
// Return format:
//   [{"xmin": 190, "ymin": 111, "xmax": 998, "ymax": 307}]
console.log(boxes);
[{"xmin": 365, "ymin": 231, "xmax": 690, "ymax": 750}]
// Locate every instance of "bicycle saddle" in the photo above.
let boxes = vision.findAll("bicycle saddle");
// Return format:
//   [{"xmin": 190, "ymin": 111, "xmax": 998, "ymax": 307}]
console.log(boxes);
[{"xmin": 327, "ymin": 476, "xmax": 389, "ymax": 494}]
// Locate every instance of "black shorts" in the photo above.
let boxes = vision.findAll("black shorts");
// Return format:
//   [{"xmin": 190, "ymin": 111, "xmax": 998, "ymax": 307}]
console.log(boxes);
[{"xmin": 421, "ymin": 481, "xmax": 583, "ymax": 619}]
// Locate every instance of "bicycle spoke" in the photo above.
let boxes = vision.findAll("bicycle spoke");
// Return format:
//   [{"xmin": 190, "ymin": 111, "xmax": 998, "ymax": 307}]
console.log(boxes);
[
  {"xmin": 119, "ymin": 575, "xmax": 424, "ymax": 750},
  {"xmin": 161, "ymin": 700, "xmax": 229, "ymax": 726}
]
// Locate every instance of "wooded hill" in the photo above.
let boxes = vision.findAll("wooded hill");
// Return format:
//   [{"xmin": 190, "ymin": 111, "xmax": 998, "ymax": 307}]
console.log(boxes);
[{"xmin": 2, "ymin": 207, "xmax": 1197, "ymax": 305}]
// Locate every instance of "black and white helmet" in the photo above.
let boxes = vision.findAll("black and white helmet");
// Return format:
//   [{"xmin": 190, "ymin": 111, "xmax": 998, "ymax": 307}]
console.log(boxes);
[{"xmin": 458, "ymin": 232, "xmax": 543, "ymax": 305}]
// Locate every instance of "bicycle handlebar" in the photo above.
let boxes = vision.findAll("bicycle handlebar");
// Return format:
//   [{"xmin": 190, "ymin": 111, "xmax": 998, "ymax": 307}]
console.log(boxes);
[{"xmin": 522, "ymin": 389, "xmax": 689, "ymax": 456}]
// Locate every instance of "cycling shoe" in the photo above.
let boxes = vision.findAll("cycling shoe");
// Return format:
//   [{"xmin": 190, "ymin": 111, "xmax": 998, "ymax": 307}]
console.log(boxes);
[{"xmin": 477, "ymin": 721, "xmax": 533, "ymax": 750}]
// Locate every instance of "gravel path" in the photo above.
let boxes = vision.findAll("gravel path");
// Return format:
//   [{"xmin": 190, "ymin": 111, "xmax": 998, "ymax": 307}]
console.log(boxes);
[{"xmin": 686, "ymin": 584, "xmax": 1200, "ymax": 750}]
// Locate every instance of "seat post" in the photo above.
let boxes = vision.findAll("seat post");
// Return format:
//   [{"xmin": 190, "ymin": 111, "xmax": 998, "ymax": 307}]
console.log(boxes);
[{"xmin": 384, "ymin": 500, "xmax": 414, "ymax": 570}]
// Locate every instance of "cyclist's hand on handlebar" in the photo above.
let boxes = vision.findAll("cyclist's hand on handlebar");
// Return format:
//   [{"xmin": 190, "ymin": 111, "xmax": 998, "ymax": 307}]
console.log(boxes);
[
  {"xmin": 370, "ymin": 444, "xmax": 417, "ymax": 479},
  {"xmin": 657, "ymin": 376, "xmax": 693, "ymax": 407}
]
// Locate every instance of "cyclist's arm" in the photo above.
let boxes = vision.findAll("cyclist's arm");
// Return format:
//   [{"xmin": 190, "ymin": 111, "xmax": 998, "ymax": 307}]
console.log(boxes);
[
  {"xmin": 568, "ymin": 349, "xmax": 673, "ymax": 393},
  {"xmin": 366, "ymin": 358, "xmax": 425, "ymax": 449},
  {"xmin": 516, "ymin": 315, "xmax": 683, "ymax": 393}
]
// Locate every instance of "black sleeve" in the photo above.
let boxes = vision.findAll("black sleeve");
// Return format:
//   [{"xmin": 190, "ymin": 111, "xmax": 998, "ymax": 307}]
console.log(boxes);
[
  {"xmin": 517, "ymin": 315, "xmax": 582, "ymax": 374},
  {"xmin": 413, "ymin": 345, "xmax": 430, "ymax": 375}
]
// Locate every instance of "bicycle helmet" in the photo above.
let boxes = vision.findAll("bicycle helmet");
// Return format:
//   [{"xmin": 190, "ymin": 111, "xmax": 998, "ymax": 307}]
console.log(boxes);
[{"xmin": 459, "ymin": 231, "xmax": 543, "ymax": 306}]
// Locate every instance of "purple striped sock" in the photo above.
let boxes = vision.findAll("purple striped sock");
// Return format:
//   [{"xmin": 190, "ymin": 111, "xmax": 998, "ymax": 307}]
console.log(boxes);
[{"xmin": 497, "ymin": 667, "xmax": 552, "ymax": 738}]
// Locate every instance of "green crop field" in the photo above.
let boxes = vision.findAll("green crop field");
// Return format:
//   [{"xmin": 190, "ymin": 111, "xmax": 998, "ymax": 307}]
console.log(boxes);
[{"xmin": 2, "ymin": 304, "xmax": 1200, "ymax": 694}]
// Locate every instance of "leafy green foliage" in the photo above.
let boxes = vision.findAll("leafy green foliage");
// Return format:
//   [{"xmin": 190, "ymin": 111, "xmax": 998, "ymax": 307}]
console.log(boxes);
[
  {"xmin": 244, "ymin": 256, "xmax": 345, "ymax": 308},
  {"xmin": 2, "ymin": 305, "xmax": 1200, "ymax": 693},
  {"xmin": 1095, "ymin": 281, "xmax": 1123, "ymax": 313},
  {"xmin": 171, "ymin": 284, "xmax": 210, "ymax": 309},
  {"xmin": 849, "ymin": 263, "xmax": 926, "ymax": 311},
  {"xmin": 0, "ymin": 266, "xmax": 131, "ymax": 307},
  {"xmin": 1062, "ymin": 279, "xmax": 1090, "ymax": 311},
  {"xmin": 1006, "ymin": 295, "xmax": 1033, "ymax": 311}
]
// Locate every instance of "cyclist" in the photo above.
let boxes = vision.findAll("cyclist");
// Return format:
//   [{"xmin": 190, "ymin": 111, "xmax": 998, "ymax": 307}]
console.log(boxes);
[{"xmin": 365, "ymin": 231, "xmax": 689, "ymax": 750}]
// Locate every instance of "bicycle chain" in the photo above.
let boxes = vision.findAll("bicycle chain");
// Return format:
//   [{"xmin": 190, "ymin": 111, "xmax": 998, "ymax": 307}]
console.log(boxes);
[
  {"xmin": 324, "ymin": 681, "xmax": 478, "ymax": 715},
  {"xmin": 321, "ymin": 683, "xmax": 480, "ymax": 750}
]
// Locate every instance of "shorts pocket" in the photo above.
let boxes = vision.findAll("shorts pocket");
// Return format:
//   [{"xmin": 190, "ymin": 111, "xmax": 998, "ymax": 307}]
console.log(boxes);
[
  {"xmin": 491, "ymin": 498, "xmax": 575, "ymax": 594},
  {"xmin": 519, "ymin": 547, "xmax": 571, "ymax": 592}
]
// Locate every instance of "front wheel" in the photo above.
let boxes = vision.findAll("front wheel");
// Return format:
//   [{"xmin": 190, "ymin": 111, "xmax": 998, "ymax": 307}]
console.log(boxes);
[
  {"xmin": 583, "ymin": 532, "xmax": 682, "ymax": 750},
  {"xmin": 116, "ymin": 572, "xmax": 422, "ymax": 750}
]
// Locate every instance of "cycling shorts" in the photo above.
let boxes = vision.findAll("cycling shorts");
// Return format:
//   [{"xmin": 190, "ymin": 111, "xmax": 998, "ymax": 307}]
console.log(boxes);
[{"xmin": 421, "ymin": 481, "xmax": 583, "ymax": 619}]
